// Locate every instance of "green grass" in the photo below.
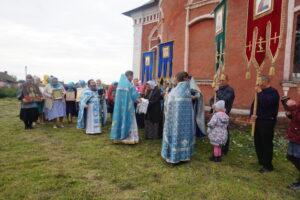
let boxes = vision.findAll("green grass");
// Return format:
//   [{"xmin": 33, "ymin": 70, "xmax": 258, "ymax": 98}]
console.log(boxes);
[{"xmin": 0, "ymin": 98, "xmax": 299, "ymax": 200}]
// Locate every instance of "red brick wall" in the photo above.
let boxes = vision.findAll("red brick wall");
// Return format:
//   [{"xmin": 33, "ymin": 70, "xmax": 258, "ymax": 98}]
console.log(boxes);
[
  {"xmin": 141, "ymin": 22, "xmax": 158, "ymax": 53},
  {"xmin": 188, "ymin": 19, "xmax": 215, "ymax": 80},
  {"xmin": 139, "ymin": 0, "xmax": 299, "ymax": 109},
  {"xmin": 161, "ymin": 0, "xmax": 189, "ymax": 73}
]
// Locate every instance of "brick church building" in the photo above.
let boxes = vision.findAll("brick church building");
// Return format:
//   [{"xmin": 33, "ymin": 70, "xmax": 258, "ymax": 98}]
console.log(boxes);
[{"xmin": 123, "ymin": 0, "xmax": 300, "ymax": 116}]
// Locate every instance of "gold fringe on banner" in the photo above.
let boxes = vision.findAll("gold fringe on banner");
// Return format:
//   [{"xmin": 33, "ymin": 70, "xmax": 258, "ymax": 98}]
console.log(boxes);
[
  {"xmin": 220, "ymin": 73, "xmax": 226, "ymax": 80},
  {"xmin": 256, "ymin": 76, "xmax": 263, "ymax": 86},
  {"xmin": 245, "ymin": 63, "xmax": 251, "ymax": 80},
  {"xmin": 157, "ymin": 78, "xmax": 161, "ymax": 89},
  {"xmin": 245, "ymin": 70, "xmax": 251, "ymax": 80},
  {"xmin": 269, "ymin": 64, "xmax": 275, "ymax": 76}
]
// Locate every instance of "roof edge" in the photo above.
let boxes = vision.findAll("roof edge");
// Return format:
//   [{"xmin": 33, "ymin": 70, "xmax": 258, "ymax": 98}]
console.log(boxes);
[{"xmin": 123, "ymin": 0, "xmax": 159, "ymax": 17}]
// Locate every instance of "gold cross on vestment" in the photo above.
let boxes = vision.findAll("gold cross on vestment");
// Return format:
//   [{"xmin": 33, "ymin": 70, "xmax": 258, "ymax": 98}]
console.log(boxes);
[
  {"xmin": 246, "ymin": 41, "xmax": 252, "ymax": 52},
  {"xmin": 270, "ymin": 32, "xmax": 280, "ymax": 44},
  {"xmin": 256, "ymin": 37, "xmax": 266, "ymax": 53}
]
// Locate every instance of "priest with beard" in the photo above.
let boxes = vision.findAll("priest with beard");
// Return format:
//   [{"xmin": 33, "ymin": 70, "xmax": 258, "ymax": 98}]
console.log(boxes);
[{"xmin": 77, "ymin": 79, "xmax": 103, "ymax": 135}]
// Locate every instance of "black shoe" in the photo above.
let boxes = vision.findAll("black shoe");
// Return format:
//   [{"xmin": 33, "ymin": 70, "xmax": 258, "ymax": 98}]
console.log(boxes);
[
  {"xmin": 287, "ymin": 183, "xmax": 300, "ymax": 190},
  {"xmin": 259, "ymin": 167, "xmax": 273, "ymax": 173},
  {"xmin": 209, "ymin": 156, "xmax": 216, "ymax": 161},
  {"xmin": 215, "ymin": 157, "xmax": 222, "ymax": 162},
  {"xmin": 209, "ymin": 156, "xmax": 221, "ymax": 162}
]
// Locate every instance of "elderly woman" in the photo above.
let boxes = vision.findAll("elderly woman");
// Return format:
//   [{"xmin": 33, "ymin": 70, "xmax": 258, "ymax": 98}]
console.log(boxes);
[
  {"xmin": 161, "ymin": 72, "xmax": 195, "ymax": 164},
  {"xmin": 43, "ymin": 77, "xmax": 66, "ymax": 128},
  {"xmin": 144, "ymin": 80, "xmax": 162, "ymax": 139},
  {"xmin": 17, "ymin": 74, "xmax": 40, "ymax": 129},
  {"xmin": 34, "ymin": 76, "xmax": 45, "ymax": 125},
  {"xmin": 285, "ymin": 84, "xmax": 300, "ymax": 190}
]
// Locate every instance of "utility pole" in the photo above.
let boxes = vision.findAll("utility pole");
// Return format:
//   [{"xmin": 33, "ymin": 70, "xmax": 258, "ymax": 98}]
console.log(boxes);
[{"xmin": 25, "ymin": 66, "xmax": 27, "ymax": 78}]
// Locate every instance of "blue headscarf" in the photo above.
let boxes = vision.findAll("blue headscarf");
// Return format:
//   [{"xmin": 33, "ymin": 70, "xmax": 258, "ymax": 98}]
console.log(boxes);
[
  {"xmin": 78, "ymin": 80, "xmax": 86, "ymax": 88},
  {"xmin": 66, "ymin": 82, "xmax": 75, "ymax": 91},
  {"xmin": 49, "ymin": 77, "xmax": 62, "ymax": 89}
]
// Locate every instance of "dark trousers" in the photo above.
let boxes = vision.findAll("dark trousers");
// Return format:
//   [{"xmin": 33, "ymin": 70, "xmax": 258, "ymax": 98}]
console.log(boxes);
[
  {"xmin": 254, "ymin": 119, "xmax": 276, "ymax": 169},
  {"xmin": 222, "ymin": 127, "xmax": 230, "ymax": 155},
  {"xmin": 287, "ymin": 155, "xmax": 300, "ymax": 183},
  {"xmin": 20, "ymin": 108, "xmax": 38, "ymax": 129}
]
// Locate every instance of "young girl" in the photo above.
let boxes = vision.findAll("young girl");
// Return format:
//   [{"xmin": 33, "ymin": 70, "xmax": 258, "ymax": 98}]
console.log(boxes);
[{"xmin": 207, "ymin": 100, "xmax": 229, "ymax": 162}]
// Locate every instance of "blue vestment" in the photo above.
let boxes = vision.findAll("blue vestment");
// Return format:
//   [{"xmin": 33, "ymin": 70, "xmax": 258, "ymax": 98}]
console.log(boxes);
[
  {"xmin": 161, "ymin": 81, "xmax": 195, "ymax": 163},
  {"xmin": 77, "ymin": 88, "xmax": 101, "ymax": 130},
  {"xmin": 110, "ymin": 75, "xmax": 140, "ymax": 141}
]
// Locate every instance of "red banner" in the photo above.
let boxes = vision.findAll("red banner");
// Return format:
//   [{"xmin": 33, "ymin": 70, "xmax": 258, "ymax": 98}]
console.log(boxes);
[{"xmin": 245, "ymin": 0, "xmax": 283, "ymax": 67}]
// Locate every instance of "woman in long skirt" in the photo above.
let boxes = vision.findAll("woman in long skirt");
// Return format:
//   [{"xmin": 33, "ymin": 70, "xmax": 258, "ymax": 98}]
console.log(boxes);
[
  {"xmin": 144, "ymin": 81, "xmax": 162, "ymax": 139},
  {"xmin": 43, "ymin": 77, "xmax": 66, "ymax": 128}
]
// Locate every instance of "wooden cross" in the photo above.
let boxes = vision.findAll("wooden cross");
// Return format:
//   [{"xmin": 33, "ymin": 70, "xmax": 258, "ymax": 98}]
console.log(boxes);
[
  {"xmin": 270, "ymin": 32, "xmax": 280, "ymax": 44},
  {"xmin": 257, "ymin": 37, "xmax": 266, "ymax": 53}
]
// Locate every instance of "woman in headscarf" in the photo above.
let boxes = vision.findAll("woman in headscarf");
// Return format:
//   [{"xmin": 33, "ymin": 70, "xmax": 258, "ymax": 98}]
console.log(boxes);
[
  {"xmin": 65, "ymin": 82, "xmax": 77, "ymax": 123},
  {"xmin": 34, "ymin": 76, "xmax": 45, "ymax": 125},
  {"xmin": 107, "ymin": 81, "xmax": 118, "ymax": 118},
  {"xmin": 17, "ymin": 74, "xmax": 41, "ymax": 129},
  {"xmin": 96, "ymin": 79, "xmax": 107, "ymax": 126},
  {"xmin": 161, "ymin": 72, "xmax": 195, "ymax": 164},
  {"xmin": 43, "ymin": 77, "xmax": 66, "ymax": 128},
  {"xmin": 42, "ymin": 75, "xmax": 49, "ymax": 86},
  {"xmin": 144, "ymin": 80, "xmax": 162, "ymax": 139}
]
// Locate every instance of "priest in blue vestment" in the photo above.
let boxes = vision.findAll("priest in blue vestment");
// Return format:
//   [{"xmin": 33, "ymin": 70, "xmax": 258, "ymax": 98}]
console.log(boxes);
[
  {"xmin": 161, "ymin": 72, "xmax": 195, "ymax": 163},
  {"xmin": 77, "ymin": 79, "xmax": 102, "ymax": 135},
  {"xmin": 110, "ymin": 71, "xmax": 140, "ymax": 144}
]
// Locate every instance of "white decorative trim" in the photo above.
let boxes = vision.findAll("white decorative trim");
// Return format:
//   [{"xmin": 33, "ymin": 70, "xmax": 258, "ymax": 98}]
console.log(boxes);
[
  {"xmin": 158, "ymin": 1, "xmax": 164, "ymax": 43},
  {"xmin": 294, "ymin": 5, "xmax": 300, "ymax": 12},
  {"xmin": 132, "ymin": 23, "xmax": 143, "ymax": 79},
  {"xmin": 195, "ymin": 79, "xmax": 213, "ymax": 86},
  {"xmin": 188, "ymin": 14, "xmax": 214, "ymax": 27},
  {"xmin": 204, "ymin": 106, "xmax": 286, "ymax": 117},
  {"xmin": 283, "ymin": 0, "xmax": 295, "ymax": 81},
  {"xmin": 184, "ymin": 13, "xmax": 214, "ymax": 73},
  {"xmin": 184, "ymin": 7, "xmax": 190, "ymax": 72},
  {"xmin": 188, "ymin": 0, "xmax": 219, "ymax": 10},
  {"xmin": 148, "ymin": 25, "xmax": 159, "ymax": 50}
]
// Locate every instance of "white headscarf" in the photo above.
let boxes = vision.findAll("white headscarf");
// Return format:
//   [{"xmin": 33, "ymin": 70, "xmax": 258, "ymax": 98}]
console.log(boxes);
[{"xmin": 147, "ymin": 80, "xmax": 157, "ymax": 89}]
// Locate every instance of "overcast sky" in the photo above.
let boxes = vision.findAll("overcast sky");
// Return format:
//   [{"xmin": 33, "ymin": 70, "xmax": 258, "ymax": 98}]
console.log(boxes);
[{"xmin": 0, "ymin": 0, "xmax": 148, "ymax": 84}]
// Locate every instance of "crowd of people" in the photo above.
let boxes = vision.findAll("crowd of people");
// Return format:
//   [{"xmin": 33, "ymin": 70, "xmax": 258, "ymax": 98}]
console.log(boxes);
[{"xmin": 17, "ymin": 71, "xmax": 300, "ymax": 190}]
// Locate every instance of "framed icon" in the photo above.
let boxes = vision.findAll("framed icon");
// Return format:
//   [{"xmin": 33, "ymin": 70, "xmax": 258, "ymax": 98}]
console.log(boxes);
[
  {"xmin": 66, "ymin": 91, "xmax": 76, "ymax": 101},
  {"xmin": 23, "ymin": 84, "xmax": 42, "ymax": 102},
  {"xmin": 53, "ymin": 89, "xmax": 63, "ymax": 100},
  {"xmin": 254, "ymin": 0, "xmax": 273, "ymax": 19},
  {"xmin": 76, "ymin": 88, "xmax": 83, "ymax": 102},
  {"xmin": 162, "ymin": 46, "xmax": 170, "ymax": 58},
  {"xmin": 145, "ymin": 56, "xmax": 151, "ymax": 66},
  {"xmin": 215, "ymin": 7, "xmax": 223, "ymax": 35}
]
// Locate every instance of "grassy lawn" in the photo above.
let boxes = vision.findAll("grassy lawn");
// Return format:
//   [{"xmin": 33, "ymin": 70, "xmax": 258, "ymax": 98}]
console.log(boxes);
[{"xmin": 0, "ymin": 98, "xmax": 299, "ymax": 200}]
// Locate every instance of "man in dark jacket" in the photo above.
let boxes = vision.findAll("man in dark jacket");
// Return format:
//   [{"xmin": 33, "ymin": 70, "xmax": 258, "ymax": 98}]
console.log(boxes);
[
  {"xmin": 210, "ymin": 74, "xmax": 235, "ymax": 155},
  {"xmin": 250, "ymin": 75, "xmax": 279, "ymax": 173}
]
